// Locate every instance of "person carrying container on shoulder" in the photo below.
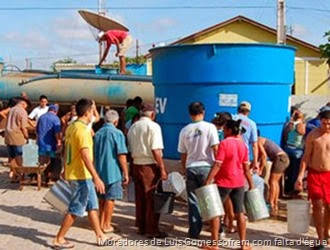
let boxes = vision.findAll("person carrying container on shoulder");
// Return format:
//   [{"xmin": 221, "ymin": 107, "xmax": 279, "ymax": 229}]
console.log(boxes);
[{"xmin": 97, "ymin": 30, "xmax": 133, "ymax": 75}]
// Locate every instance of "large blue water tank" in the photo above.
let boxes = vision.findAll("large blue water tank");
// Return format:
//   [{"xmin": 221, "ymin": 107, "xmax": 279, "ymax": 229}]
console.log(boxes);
[{"xmin": 150, "ymin": 43, "xmax": 296, "ymax": 159}]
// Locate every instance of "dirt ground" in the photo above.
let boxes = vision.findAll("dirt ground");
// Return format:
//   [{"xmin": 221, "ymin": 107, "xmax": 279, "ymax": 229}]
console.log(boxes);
[{"xmin": 0, "ymin": 140, "xmax": 328, "ymax": 250}]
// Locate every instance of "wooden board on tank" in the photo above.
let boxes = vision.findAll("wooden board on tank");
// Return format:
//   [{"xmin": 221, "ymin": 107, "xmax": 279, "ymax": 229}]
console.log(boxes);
[{"xmin": 78, "ymin": 10, "xmax": 129, "ymax": 32}]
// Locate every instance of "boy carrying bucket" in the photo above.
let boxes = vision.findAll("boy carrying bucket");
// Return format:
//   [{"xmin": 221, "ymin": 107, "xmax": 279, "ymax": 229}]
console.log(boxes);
[{"xmin": 205, "ymin": 119, "xmax": 254, "ymax": 250}]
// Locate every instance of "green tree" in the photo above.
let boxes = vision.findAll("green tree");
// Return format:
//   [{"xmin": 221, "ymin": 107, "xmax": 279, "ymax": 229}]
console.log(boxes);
[
  {"xmin": 319, "ymin": 31, "xmax": 330, "ymax": 67},
  {"xmin": 51, "ymin": 57, "xmax": 77, "ymax": 72}
]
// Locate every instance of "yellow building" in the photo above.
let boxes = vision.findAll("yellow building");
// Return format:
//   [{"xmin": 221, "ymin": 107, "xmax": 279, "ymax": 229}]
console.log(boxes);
[{"xmin": 147, "ymin": 15, "xmax": 329, "ymax": 96}]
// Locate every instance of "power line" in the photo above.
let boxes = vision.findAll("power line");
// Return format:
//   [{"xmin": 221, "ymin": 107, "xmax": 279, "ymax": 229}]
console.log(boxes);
[
  {"xmin": 0, "ymin": 6, "xmax": 275, "ymax": 11},
  {"xmin": 28, "ymin": 52, "xmax": 97, "ymax": 60},
  {"xmin": 288, "ymin": 7, "xmax": 330, "ymax": 13},
  {"xmin": 0, "ymin": 5, "xmax": 327, "ymax": 13}
]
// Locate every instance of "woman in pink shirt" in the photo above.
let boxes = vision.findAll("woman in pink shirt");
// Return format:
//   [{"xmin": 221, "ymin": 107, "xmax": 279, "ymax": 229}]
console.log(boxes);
[{"xmin": 205, "ymin": 119, "xmax": 254, "ymax": 250}]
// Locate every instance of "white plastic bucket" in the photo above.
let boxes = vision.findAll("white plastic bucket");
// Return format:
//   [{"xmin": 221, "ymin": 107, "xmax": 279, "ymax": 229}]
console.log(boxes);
[
  {"xmin": 162, "ymin": 172, "xmax": 186, "ymax": 197},
  {"xmin": 195, "ymin": 184, "xmax": 225, "ymax": 221},
  {"xmin": 287, "ymin": 200, "xmax": 310, "ymax": 234}
]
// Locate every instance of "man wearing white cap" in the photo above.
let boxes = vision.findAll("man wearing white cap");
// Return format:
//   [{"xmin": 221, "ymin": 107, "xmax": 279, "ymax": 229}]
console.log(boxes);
[
  {"xmin": 97, "ymin": 30, "xmax": 132, "ymax": 74},
  {"xmin": 236, "ymin": 101, "xmax": 259, "ymax": 170}
]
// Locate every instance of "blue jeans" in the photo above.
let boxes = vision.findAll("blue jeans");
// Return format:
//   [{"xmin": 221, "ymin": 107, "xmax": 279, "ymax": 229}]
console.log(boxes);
[
  {"xmin": 284, "ymin": 146, "xmax": 303, "ymax": 194},
  {"xmin": 186, "ymin": 166, "xmax": 211, "ymax": 238}
]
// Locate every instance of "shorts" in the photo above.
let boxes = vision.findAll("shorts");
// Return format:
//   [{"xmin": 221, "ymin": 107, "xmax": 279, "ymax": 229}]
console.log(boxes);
[
  {"xmin": 118, "ymin": 35, "xmax": 132, "ymax": 57},
  {"xmin": 218, "ymin": 186, "xmax": 245, "ymax": 213},
  {"xmin": 271, "ymin": 153, "xmax": 290, "ymax": 173},
  {"xmin": 98, "ymin": 180, "xmax": 123, "ymax": 200},
  {"xmin": 68, "ymin": 179, "xmax": 99, "ymax": 217},
  {"xmin": 38, "ymin": 150, "xmax": 56, "ymax": 158},
  {"xmin": 307, "ymin": 169, "xmax": 330, "ymax": 204},
  {"xmin": 7, "ymin": 145, "xmax": 23, "ymax": 158}
]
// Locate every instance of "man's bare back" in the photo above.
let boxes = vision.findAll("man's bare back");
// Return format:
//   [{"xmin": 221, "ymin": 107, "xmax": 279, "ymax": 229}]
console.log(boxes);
[{"xmin": 308, "ymin": 127, "xmax": 330, "ymax": 172}]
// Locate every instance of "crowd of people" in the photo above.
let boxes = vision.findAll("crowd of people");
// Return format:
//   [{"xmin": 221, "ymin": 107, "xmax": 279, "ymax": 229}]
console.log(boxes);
[{"xmin": 0, "ymin": 94, "xmax": 329, "ymax": 250}]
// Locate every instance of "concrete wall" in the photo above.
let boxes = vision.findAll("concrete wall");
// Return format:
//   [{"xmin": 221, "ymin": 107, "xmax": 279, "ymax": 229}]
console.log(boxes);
[{"xmin": 292, "ymin": 95, "xmax": 330, "ymax": 120}]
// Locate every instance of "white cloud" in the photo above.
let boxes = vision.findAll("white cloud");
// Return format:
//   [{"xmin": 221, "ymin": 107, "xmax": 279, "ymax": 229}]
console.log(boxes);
[
  {"xmin": 2, "ymin": 31, "xmax": 50, "ymax": 50},
  {"xmin": 53, "ymin": 14, "xmax": 95, "ymax": 41},
  {"xmin": 107, "ymin": 12, "xmax": 127, "ymax": 26},
  {"xmin": 154, "ymin": 18, "xmax": 178, "ymax": 29},
  {"xmin": 134, "ymin": 17, "xmax": 178, "ymax": 33},
  {"xmin": 291, "ymin": 24, "xmax": 309, "ymax": 38}
]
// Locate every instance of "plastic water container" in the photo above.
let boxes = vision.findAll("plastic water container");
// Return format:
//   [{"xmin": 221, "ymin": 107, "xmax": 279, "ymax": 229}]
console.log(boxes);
[
  {"xmin": 287, "ymin": 200, "xmax": 310, "ymax": 233},
  {"xmin": 195, "ymin": 184, "xmax": 225, "ymax": 221},
  {"xmin": 244, "ymin": 188, "xmax": 270, "ymax": 221},
  {"xmin": 22, "ymin": 140, "xmax": 39, "ymax": 166},
  {"xmin": 162, "ymin": 172, "xmax": 186, "ymax": 197}
]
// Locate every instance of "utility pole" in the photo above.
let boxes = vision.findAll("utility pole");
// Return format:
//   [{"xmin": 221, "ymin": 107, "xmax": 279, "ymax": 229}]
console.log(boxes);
[
  {"xmin": 98, "ymin": 0, "xmax": 107, "ymax": 62},
  {"xmin": 277, "ymin": 0, "xmax": 286, "ymax": 44},
  {"xmin": 25, "ymin": 58, "xmax": 30, "ymax": 69},
  {"xmin": 136, "ymin": 39, "xmax": 139, "ymax": 64}
]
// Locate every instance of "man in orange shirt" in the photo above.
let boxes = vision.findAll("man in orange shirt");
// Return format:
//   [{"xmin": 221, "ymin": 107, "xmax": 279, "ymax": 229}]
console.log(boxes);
[{"xmin": 98, "ymin": 30, "xmax": 132, "ymax": 74}]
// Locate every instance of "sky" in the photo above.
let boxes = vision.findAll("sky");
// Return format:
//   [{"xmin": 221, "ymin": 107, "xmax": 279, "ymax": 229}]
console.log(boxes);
[{"xmin": 0, "ymin": 0, "xmax": 329, "ymax": 70}]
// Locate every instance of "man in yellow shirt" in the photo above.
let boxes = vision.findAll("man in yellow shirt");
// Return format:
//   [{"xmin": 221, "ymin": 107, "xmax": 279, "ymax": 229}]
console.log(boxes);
[{"xmin": 53, "ymin": 99, "xmax": 114, "ymax": 248}]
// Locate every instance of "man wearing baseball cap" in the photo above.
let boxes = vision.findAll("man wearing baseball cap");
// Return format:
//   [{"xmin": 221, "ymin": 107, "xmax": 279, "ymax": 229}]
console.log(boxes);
[
  {"xmin": 97, "ymin": 30, "xmax": 132, "ymax": 74},
  {"xmin": 236, "ymin": 101, "xmax": 259, "ymax": 170}
]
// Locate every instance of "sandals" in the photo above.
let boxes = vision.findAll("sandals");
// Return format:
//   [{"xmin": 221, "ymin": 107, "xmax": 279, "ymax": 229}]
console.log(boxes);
[
  {"xmin": 102, "ymin": 227, "xmax": 120, "ymax": 234},
  {"xmin": 52, "ymin": 240, "xmax": 75, "ymax": 249}
]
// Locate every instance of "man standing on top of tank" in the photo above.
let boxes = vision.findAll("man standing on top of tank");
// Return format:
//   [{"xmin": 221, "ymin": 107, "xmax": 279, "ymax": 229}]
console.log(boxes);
[
  {"xmin": 178, "ymin": 102, "xmax": 219, "ymax": 238},
  {"xmin": 235, "ymin": 101, "xmax": 259, "ymax": 170},
  {"xmin": 97, "ymin": 30, "xmax": 133, "ymax": 75},
  {"xmin": 295, "ymin": 110, "xmax": 330, "ymax": 249},
  {"xmin": 127, "ymin": 103, "xmax": 168, "ymax": 239}
]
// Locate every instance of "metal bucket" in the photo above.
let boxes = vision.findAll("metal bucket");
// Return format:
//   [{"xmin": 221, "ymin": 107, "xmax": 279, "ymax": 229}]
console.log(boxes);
[
  {"xmin": 153, "ymin": 180, "xmax": 175, "ymax": 214},
  {"xmin": 195, "ymin": 184, "xmax": 225, "ymax": 221},
  {"xmin": 43, "ymin": 179, "xmax": 72, "ymax": 214},
  {"xmin": 244, "ymin": 188, "xmax": 269, "ymax": 221}
]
